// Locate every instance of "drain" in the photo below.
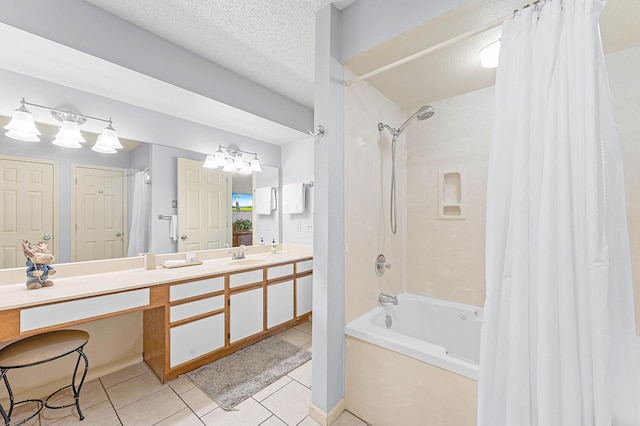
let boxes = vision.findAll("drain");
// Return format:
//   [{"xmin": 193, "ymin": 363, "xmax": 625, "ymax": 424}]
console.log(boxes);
[{"xmin": 385, "ymin": 314, "xmax": 392, "ymax": 328}]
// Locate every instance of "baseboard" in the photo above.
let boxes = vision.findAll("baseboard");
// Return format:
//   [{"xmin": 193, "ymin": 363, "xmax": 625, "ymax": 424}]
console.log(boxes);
[
  {"xmin": 309, "ymin": 399, "xmax": 345, "ymax": 426},
  {"xmin": 4, "ymin": 353, "xmax": 143, "ymax": 402}
]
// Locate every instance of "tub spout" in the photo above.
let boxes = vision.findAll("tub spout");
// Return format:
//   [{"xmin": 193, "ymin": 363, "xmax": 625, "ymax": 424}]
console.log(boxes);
[{"xmin": 378, "ymin": 293, "xmax": 398, "ymax": 306}]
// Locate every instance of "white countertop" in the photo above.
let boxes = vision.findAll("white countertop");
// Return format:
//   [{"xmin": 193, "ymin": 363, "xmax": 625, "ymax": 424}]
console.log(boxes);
[{"xmin": 0, "ymin": 245, "xmax": 312, "ymax": 311}]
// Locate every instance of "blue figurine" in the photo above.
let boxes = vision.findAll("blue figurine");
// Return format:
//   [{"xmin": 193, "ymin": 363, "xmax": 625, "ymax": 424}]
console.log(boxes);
[{"xmin": 22, "ymin": 240, "xmax": 56, "ymax": 289}]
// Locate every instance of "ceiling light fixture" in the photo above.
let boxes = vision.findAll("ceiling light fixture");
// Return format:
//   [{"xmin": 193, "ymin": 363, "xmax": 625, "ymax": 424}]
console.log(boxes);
[
  {"xmin": 478, "ymin": 40, "xmax": 501, "ymax": 68},
  {"xmin": 203, "ymin": 144, "xmax": 262, "ymax": 173},
  {"xmin": 4, "ymin": 98, "xmax": 122, "ymax": 154}
]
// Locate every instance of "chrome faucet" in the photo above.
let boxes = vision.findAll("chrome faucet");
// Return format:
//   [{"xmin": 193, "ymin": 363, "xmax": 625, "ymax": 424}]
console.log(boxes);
[
  {"xmin": 378, "ymin": 293, "xmax": 398, "ymax": 306},
  {"xmin": 230, "ymin": 244, "xmax": 248, "ymax": 260}
]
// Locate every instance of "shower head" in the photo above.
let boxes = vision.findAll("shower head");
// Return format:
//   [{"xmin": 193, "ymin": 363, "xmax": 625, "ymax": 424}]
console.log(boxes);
[
  {"xmin": 378, "ymin": 105, "xmax": 435, "ymax": 137},
  {"xmin": 398, "ymin": 105, "xmax": 435, "ymax": 133}
]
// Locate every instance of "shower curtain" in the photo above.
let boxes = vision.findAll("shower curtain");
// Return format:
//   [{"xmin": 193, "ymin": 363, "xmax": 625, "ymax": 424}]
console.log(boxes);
[
  {"xmin": 478, "ymin": 0, "xmax": 640, "ymax": 425},
  {"xmin": 127, "ymin": 171, "xmax": 150, "ymax": 257}
]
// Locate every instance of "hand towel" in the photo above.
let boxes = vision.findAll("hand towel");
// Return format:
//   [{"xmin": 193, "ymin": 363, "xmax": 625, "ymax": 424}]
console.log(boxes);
[
  {"xmin": 169, "ymin": 215, "xmax": 178, "ymax": 241},
  {"xmin": 282, "ymin": 183, "xmax": 305, "ymax": 214},
  {"xmin": 254, "ymin": 187, "xmax": 275, "ymax": 215}
]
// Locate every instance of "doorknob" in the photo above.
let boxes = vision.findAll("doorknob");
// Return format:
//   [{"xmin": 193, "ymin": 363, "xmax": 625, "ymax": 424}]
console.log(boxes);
[
  {"xmin": 181, "ymin": 234, "xmax": 188, "ymax": 240},
  {"xmin": 116, "ymin": 232, "xmax": 122, "ymax": 237},
  {"xmin": 42, "ymin": 234, "xmax": 51, "ymax": 241}
]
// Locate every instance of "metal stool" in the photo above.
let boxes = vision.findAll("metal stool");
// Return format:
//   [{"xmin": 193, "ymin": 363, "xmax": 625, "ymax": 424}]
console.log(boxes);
[{"xmin": 0, "ymin": 330, "xmax": 89, "ymax": 425}]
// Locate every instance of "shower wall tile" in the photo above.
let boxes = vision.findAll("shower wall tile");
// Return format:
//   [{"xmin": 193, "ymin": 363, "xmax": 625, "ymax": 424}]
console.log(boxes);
[
  {"xmin": 344, "ymin": 68, "xmax": 406, "ymax": 323},
  {"xmin": 608, "ymin": 46, "xmax": 640, "ymax": 333},
  {"xmin": 406, "ymin": 86, "xmax": 494, "ymax": 308}
]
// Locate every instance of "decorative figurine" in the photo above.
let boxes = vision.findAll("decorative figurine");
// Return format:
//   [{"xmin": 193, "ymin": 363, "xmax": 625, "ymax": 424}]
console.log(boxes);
[{"xmin": 22, "ymin": 240, "xmax": 56, "ymax": 289}]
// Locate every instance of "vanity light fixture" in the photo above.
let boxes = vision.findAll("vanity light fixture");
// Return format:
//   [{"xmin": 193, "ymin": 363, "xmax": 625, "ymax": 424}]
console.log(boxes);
[
  {"xmin": 202, "ymin": 144, "xmax": 262, "ymax": 173},
  {"xmin": 479, "ymin": 40, "xmax": 501, "ymax": 68},
  {"xmin": 4, "ymin": 98, "xmax": 123, "ymax": 154}
]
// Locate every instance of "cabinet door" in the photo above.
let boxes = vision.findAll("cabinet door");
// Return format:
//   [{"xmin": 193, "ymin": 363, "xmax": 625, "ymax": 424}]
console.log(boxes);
[
  {"xmin": 296, "ymin": 275, "xmax": 312, "ymax": 317},
  {"xmin": 170, "ymin": 313, "xmax": 224, "ymax": 367},
  {"xmin": 267, "ymin": 280, "xmax": 293, "ymax": 328},
  {"xmin": 229, "ymin": 288, "xmax": 263, "ymax": 343}
]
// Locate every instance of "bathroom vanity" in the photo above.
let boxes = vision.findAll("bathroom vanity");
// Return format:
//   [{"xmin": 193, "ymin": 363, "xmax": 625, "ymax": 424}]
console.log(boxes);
[{"xmin": 0, "ymin": 244, "xmax": 312, "ymax": 382}]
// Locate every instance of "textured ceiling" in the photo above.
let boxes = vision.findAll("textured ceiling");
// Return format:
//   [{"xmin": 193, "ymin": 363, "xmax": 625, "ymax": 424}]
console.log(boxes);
[{"xmin": 84, "ymin": 0, "xmax": 357, "ymax": 108}]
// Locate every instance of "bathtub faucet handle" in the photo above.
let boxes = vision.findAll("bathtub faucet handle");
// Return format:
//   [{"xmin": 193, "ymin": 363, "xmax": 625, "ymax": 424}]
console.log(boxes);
[{"xmin": 375, "ymin": 254, "xmax": 391, "ymax": 277}]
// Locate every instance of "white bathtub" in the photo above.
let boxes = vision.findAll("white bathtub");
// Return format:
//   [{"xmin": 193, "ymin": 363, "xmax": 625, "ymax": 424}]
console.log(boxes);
[{"xmin": 345, "ymin": 292, "xmax": 482, "ymax": 380}]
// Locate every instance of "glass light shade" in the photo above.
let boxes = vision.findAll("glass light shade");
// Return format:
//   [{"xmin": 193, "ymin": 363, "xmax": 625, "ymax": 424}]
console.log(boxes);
[
  {"xmin": 99, "ymin": 126, "xmax": 123, "ymax": 149},
  {"xmin": 239, "ymin": 162, "xmax": 252, "ymax": 174},
  {"xmin": 233, "ymin": 154, "xmax": 244, "ymax": 169},
  {"xmin": 222, "ymin": 159, "xmax": 235, "ymax": 172},
  {"xmin": 214, "ymin": 148, "xmax": 226, "ymax": 167},
  {"xmin": 202, "ymin": 155, "xmax": 218, "ymax": 168},
  {"xmin": 250, "ymin": 156, "xmax": 262, "ymax": 172},
  {"xmin": 479, "ymin": 41, "xmax": 501, "ymax": 68},
  {"xmin": 52, "ymin": 120, "xmax": 85, "ymax": 148},
  {"xmin": 4, "ymin": 108, "xmax": 41, "ymax": 142},
  {"xmin": 91, "ymin": 135, "xmax": 117, "ymax": 153}
]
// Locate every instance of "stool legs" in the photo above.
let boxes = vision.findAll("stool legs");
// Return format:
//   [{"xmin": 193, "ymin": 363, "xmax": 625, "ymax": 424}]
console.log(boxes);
[
  {"xmin": 44, "ymin": 348, "xmax": 89, "ymax": 421},
  {"xmin": 0, "ymin": 348, "xmax": 89, "ymax": 425}
]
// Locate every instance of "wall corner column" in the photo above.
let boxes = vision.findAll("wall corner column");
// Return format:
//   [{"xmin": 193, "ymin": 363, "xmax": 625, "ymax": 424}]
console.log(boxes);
[{"xmin": 311, "ymin": 3, "xmax": 346, "ymax": 421}]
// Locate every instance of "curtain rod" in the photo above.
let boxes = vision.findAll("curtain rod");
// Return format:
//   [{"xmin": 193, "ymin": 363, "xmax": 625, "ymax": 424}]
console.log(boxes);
[{"xmin": 344, "ymin": 14, "xmax": 511, "ymax": 87}]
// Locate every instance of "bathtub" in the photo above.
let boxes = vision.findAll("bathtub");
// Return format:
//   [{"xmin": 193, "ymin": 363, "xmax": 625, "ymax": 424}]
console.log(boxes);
[{"xmin": 345, "ymin": 292, "xmax": 482, "ymax": 380}]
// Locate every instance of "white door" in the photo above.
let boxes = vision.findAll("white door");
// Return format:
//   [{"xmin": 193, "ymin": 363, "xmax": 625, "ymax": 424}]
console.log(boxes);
[
  {"xmin": 0, "ymin": 156, "xmax": 56, "ymax": 268},
  {"xmin": 177, "ymin": 158, "xmax": 229, "ymax": 251},
  {"xmin": 74, "ymin": 165, "xmax": 126, "ymax": 261}
]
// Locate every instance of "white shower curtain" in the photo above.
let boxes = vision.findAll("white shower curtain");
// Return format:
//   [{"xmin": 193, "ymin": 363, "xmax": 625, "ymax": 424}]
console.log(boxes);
[
  {"xmin": 478, "ymin": 0, "xmax": 639, "ymax": 425},
  {"xmin": 127, "ymin": 171, "xmax": 150, "ymax": 257}
]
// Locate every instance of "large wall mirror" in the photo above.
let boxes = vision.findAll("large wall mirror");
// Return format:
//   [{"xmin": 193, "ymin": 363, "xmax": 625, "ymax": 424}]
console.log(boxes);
[{"xmin": 0, "ymin": 122, "xmax": 282, "ymax": 268}]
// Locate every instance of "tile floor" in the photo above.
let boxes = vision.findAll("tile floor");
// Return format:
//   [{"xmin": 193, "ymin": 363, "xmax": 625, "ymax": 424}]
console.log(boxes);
[{"xmin": 3, "ymin": 322, "xmax": 368, "ymax": 426}]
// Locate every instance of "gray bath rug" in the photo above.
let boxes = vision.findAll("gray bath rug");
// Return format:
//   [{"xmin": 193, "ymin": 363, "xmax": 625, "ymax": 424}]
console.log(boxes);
[{"xmin": 183, "ymin": 336, "xmax": 312, "ymax": 411}]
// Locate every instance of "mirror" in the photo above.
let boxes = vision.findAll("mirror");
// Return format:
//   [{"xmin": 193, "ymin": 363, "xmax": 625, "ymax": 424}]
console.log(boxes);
[{"xmin": 0, "ymin": 117, "xmax": 282, "ymax": 267}]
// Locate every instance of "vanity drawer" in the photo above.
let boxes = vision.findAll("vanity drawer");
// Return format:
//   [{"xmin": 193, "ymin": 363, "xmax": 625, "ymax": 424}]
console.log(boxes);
[
  {"xmin": 296, "ymin": 260, "xmax": 313, "ymax": 274},
  {"xmin": 21, "ymin": 289, "xmax": 150, "ymax": 332},
  {"xmin": 170, "ymin": 295, "xmax": 224, "ymax": 323},
  {"xmin": 170, "ymin": 277, "xmax": 224, "ymax": 301},
  {"xmin": 229, "ymin": 269, "xmax": 263, "ymax": 289},
  {"xmin": 267, "ymin": 263, "xmax": 293, "ymax": 281}
]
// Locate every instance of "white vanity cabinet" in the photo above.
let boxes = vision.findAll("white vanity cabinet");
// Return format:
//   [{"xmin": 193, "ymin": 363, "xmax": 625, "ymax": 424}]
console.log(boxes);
[
  {"xmin": 229, "ymin": 287, "xmax": 264, "ymax": 343},
  {"xmin": 295, "ymin": 273, "xmax": 313, "ymax": 317},
  {"xmin": 267, "ymin": 279, "xmax": 294, "ymax": 328},
  {"xmin": 146, "ymin": 256, "xmax": 313, "ymax": 382}
]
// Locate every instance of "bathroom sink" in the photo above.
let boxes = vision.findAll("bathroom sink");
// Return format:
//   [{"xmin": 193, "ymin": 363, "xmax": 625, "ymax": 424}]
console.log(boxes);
[{"xmin": 229, "ymin": 257, "xmax": 268, "ymax": 266}]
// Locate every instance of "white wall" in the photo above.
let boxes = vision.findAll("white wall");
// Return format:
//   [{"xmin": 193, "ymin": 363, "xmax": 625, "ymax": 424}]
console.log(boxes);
[{"xmin": 282, "ymin": 138, "xmax": 314, "ymax": 245}]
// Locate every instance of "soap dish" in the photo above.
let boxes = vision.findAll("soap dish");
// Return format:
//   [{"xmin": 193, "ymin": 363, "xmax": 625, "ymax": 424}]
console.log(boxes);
[{"xmin": 161, "ymin": 259, "xmax": 203, "ymax": 269}]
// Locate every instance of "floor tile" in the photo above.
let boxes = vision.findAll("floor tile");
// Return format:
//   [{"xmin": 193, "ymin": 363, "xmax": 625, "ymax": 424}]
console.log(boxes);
[
  {"xmin": 277, "ymin": 329, "xmax": 312, "ymax": 347},
  {"xmin": 303, "ymin": 342, "xmax": 312, "ymax": 353},
  {"xmin": 41, "ymin": 380, "xmax": 108, "ymax": 425},
  {"xmin": 252, "ymin": 376, "xmax": 292, "ymax": 402},
  {"xmin": 298, "ymin": 416, "xmax": 321, "ymax": 426},
  {"xmin": 332, "ymin": 411, "xmax": 369, "ymax": 426},
  {"xmin": 100, "ymin": 363, "xmax": 151, "ymax": 389},
  {"xmin": 294, "ymin": 321, "xmax": 312, "ymax": 334},
  {"xmin": 46, "ymin": 400, "xmax": 120, "ymax": 426},
  {"xmin": 117, "ymin": 387, "xmax": 186, "ymax": 426},
  {"xmin": 153, "ymin": 407, "xmax": 204, "ymax": 426},
  {"xmin": 105, "ymin": 372, "xmax": 166, "ymax": 409},
  {"xmin": 200, "ymin": 397, "xmax": 271, "ymax": 426},
  {"xmin": 260, "ymin": 415, "xmax": 287, "ymax": 425},
  {"xmin": 2, "ymin": 400, "xmax": 40, "ymax": 426},
  {"xmin": 167, "ymin": 377, "xmax": 195, "ymax": 395},
  {"xmin": 178, "ymin": 386, "xmax": 217, "ymax": 417},
  {"xmin": 261, "ymin": 380, "xmax": 311, "ymax": 426},
  {"xmin": 287, "ymin": 360, "xmax": 312, "ymax": 388}
]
